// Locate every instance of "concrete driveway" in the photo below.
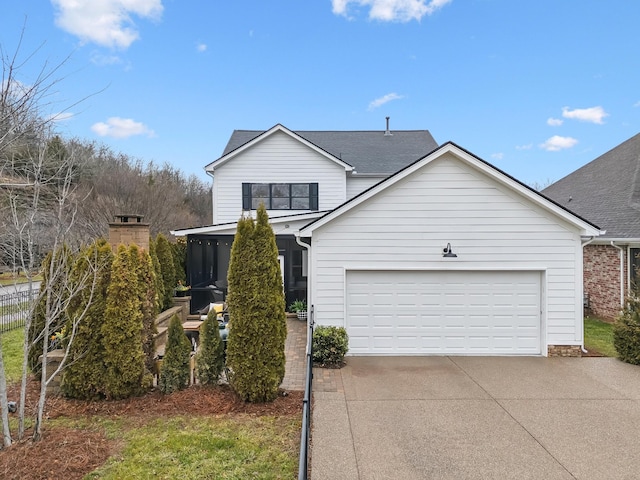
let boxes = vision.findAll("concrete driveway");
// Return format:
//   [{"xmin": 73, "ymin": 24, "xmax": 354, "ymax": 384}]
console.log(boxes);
[{"xmin": 311, "ymin": 356, "xmax": 640, "ymax": 479}]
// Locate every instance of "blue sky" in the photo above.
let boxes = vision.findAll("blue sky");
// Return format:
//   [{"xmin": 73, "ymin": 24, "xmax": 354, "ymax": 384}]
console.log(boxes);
[{"xmin": 2, "ymin": 1, "xmax": 640, "ymax": 186}]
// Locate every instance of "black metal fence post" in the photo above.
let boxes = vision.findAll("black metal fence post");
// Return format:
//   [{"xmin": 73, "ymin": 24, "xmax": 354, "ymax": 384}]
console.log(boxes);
[{"xmin": 298, "ymin": 304, "xmax": 314, "ymax": 480}]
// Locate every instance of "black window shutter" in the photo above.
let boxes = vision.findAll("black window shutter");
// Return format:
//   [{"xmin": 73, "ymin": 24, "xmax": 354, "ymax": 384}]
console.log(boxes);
[
  {"xmin": 309, "ymin": 183, "xmax": 319, "ymax": 210},
  {"xmin": 242, "ymin": 183, "xmax": 251, "ymax": 210}
]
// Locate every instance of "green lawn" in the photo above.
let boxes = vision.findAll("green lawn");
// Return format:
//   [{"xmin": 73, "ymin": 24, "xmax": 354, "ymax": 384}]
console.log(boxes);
[
  {"xmin": 83, "ymin": 416, "xmax": 300, "ymax": 479},
  {"xmin": 0, "ymin": 327, "xmax": 300, "ymax": 479},
  {"xmin": 1, "ymin": 327, "xmax": 25, "ymax": 382},
  {"xmin": 0, "ymin": 272, "xmax": 42, "ymax": 286},
  {"xmin": 584, "ymin": 316, "xmax": 617, "ymax": 357}
]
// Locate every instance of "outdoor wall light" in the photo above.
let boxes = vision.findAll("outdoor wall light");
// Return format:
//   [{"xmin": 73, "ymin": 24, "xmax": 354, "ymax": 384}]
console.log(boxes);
[{"xmin": 442, "ymin": 243, "xmax": 457, "ymax": 258}]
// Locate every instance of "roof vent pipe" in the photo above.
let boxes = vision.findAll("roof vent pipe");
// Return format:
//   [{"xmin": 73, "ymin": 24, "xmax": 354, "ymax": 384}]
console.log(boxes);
[{"xmin": 384, "ymin": 116, "xmax": 392, "ymax": 136}]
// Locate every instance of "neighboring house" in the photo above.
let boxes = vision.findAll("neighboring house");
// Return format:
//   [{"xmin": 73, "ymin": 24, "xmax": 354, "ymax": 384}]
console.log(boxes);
[
  {"xmin": 173, "ymin": 124, "xmax": 601, "ymax": 356},
  {"xmin": 543, "ymin": 132, "xmax": 640, "ymax": 321}
]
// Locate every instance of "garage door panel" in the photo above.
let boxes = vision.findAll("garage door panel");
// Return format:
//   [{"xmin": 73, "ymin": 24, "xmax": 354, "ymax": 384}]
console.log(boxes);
[{"xmin": 346, "ymin": 270, "xmax": 541, "ymax": 355}]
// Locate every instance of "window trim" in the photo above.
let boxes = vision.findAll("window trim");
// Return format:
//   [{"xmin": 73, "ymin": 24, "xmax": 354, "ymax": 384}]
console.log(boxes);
[{"xmin": 243, "ymin": 182, "xmax": 318, "ymax": 211}]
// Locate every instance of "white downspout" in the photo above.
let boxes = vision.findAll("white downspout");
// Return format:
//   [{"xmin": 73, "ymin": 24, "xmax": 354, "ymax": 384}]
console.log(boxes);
[
  {"xmin": 295, "ymin": 234, "xmax": 312, "ymax": 330},
  {"xmin": 610, "ymin": 241, "xmax": 625, "ymax": 308},
  {"xmin": 206, "ymin": 170, "xmax": 215, "ymax": 223},
  {"xmin": 580, "ymin": 237, "xmax": 596, "ymax": 354}
]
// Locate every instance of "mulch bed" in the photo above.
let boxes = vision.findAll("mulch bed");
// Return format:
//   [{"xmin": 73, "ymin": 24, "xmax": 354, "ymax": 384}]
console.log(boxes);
[{"xmin": 0, "ymin": 379, "xmax": 303, "ymax": 480}]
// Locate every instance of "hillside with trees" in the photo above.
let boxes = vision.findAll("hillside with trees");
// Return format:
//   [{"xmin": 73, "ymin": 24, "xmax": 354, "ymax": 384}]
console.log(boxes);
[{"xmin": 1, "ymin": 134, "xmax": 211, "ymax": 267}]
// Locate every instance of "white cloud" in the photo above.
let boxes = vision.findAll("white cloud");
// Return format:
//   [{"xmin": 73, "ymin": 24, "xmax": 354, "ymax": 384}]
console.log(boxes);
[
  {"xmin": 197, "ymin": 43, "xmax": 207, "ymax": 52},
  {"xmin": 50, "ymin": 112, "xmax": 74, "ymax": 122},
  {"xmin": 539, "ymin": 135, "xmax": 578, "ymax": 152},
  {"xmin": 51, "ymin": 0, "xmax": 164, "ymax": 49},
  {"xmin": 516, "ymin": 144, "xmax": 533, "ymax": 150},
  {"xmin": 547, "ymin": 117, "xmax": 563, "ymax": 127},
  {"xmin": 368, "ymin": 92, "xmax": 404, "ymax": 110},
  {"xmin": 491, "ymin": 153, "xmax": 503, "ymax": 160},
  {"xmin": 91, "ymin": 117, "xmax": 155, "ymax": 138},
  {"xmin": 332, "ymin": 0, "xmax": 452, "ymax": 22},
  {"xmin": 561, "ymin": 106, "xmax": 609, "ymax": 124},
  {"xmin": 90, "ymin": 52, "xmax": 123, "ymax": 66},
  {"xmin": 634, "ymin": 101, "xmax": 640, "ymax": 108}
]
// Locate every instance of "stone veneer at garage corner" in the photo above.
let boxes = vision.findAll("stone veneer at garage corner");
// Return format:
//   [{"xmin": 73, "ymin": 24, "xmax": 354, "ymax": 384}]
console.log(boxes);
[{"xmin": 547, "ymin": 345, "xmax": 583, "ymax": 357}]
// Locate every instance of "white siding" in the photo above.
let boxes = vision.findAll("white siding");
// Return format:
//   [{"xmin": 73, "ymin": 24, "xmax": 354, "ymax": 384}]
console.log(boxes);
[
  {"xmin": 346, "ymin": 176, "xmax": 384, "ymax": 199},
  {"xmin": 212, "ymin": 131, "xmax": 347, "ymax": 224},
  {"xmin": 310, "ymin": 153, "xmax": 584, "ymax": 352}
]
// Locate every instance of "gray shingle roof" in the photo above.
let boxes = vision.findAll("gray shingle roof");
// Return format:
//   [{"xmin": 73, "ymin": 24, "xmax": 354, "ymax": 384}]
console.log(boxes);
[
  {"xmin": 221, "ymin": 128, "xmax": 439, "ymax": 175},
  {"xmin": 543, "ymin": 132, "xmax": 640, "ymax": 238}
]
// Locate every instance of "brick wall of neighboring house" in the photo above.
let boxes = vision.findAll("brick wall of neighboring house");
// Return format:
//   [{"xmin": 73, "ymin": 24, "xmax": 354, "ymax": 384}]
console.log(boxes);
[{"xmin": 583, "ymin": 244, "xmax": 627, "ymax": 321}]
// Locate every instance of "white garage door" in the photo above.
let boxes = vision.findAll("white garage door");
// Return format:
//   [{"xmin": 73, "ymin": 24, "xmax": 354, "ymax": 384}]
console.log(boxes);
[{"xmin": 346, "ymin": 270, "xmax": 541, "ymax": 355}]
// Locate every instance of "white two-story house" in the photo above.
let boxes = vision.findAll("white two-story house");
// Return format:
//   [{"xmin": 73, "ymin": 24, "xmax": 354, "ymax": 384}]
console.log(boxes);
[
  {"xmin": 173, "ymin": 122, "xmax": 438, "ymax": 312},
  {"xmin": 174, "ymin": 122, "xmax": 602, "ymax": 357}
]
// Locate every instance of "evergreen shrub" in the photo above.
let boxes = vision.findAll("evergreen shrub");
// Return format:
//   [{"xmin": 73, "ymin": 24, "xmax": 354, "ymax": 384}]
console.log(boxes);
[
  {"xmin": 195, "ymin": 310, "xmax": 225, "ymax": 385},
  {"xmin": 101, "ymin": 245, "xmax": 148, "ymax": 399},
  {"xmin": 226, "ymin": 205, "xmax": 287, "ymax": 402},
  {"xmin": 27, "ymin": 246, "xmax": 73, "ymax": 374},
  {"xmin": 614, "ymin": 297, "xmax": 640, "ymax": 364},
  {"xmin": 159, "ymin": 314, "xmax": 192, "ymax": 393},
  {"xmin": 155, "ymin": 233, "xmax": 176, "ymax": 311},
  {"xmin": 312, "ymin": 326, "xmax": 349, "ymax": 367},
  {"xmin": 61, "ymin": 239, "xmax": 113, "ymax": 399}
]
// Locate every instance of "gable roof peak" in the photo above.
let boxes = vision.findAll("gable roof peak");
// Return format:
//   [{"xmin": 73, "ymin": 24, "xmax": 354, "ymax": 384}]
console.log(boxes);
[{"xmin": 212, "ymin": 124, "xmax": 438, "ymax": 175}]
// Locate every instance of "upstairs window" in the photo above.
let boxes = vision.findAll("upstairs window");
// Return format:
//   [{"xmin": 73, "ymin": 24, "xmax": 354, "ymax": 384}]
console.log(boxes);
[{"xmin": 242, "ymin": 183, "xmax": 318, "ymax": 211}]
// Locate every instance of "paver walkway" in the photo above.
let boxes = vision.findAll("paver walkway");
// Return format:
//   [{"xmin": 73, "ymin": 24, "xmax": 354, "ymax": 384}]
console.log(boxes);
[
  {"xmin": 281, "ymin": 316, "xmax": 345, "ymax": 393},
  {"xmin": 280, "ymin": 316, "xmax": 307, "ymax": 391}
]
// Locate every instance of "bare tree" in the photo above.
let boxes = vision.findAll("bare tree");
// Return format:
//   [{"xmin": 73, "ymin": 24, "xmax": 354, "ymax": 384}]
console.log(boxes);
[
  {"xmin": 0, "ymin": 25, "xmax": 74, "ymax": 166},
  {"xmin": 1, "ymin": 134, "xmax": 105, "ymax": 443},
  {"xmin": 0, "ymin": 26, "xmax": 212, "ymax": 445},
  {"xmin": 0, "ymin": 28, "xmax": 98, "ymax": 446},
  {"xmin": 528, "ymin": 178, "xmax": 555, "ymax": 191}
]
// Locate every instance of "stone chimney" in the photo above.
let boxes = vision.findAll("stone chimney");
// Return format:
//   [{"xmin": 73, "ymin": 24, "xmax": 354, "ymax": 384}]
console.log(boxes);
[{"xmin": 108, "ymin": 214, "xmax": 150, "ymax": 252}]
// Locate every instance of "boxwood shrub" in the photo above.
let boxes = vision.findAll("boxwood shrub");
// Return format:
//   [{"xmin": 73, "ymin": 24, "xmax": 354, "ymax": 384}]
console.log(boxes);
[{"xmin": 312, "ymin": 326, "xmax": 349, "ymax": 367}]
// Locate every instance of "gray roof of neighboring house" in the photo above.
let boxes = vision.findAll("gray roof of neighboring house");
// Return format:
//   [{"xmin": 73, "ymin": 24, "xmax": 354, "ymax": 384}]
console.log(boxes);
[
  {"xmin": 543, "ymin": 132, "xmax": 640, "ymax": 239},
  {"xmin": 221, "ymin": 128, "xmax": 439, "ymax": 175}
]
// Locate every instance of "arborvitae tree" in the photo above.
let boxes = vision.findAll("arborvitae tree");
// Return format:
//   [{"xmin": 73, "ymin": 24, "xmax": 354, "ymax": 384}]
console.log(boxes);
[
  {"xmin": 252, "ymin": 205, "xmax": 287, "ymax": 390},
  {"xmin": 226, "ymin": 205, "xmax": 286, "ymax": 402},
  {"xmin": 60, "ymin": 239, "xmax": 113, "ymax": 399},
  {"xmin": 226, "ymin": 214, "xmax": 255, "ymax": 398},
  {"xmin": 136, "ymin": 247, "xmax": 159, "ymax": 376},
  {"xmin": 149, "ymin": 237, "xmax": 164, "ymax": 313},
  {"xmin": 613, "ymin": 296, "xmax": 640, "ymax": 364},
  {"xmin": 27, "ymin": 246, "xmax": 73, "ymax": 374},
  {"xmin": 155, "ymin": 233, "xmax": 176, "ymax": 310},
  {"xmin": 159, "ymin": 314, "xmax": 191, "ymax": 393},
  {"xmin": 27, "ymin": 275, "xmax": 49, "ymax": 375},
  {"xmin": 196, "ymin": 309, "xmax": 225, "ymax": 386},
  {"xmin": 101, "ymin": 244, "xmax": 148, "ymax": 399},
  {"xmin": 171, "ymin": 238, "xmax": 187, "ymax": 286}
]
